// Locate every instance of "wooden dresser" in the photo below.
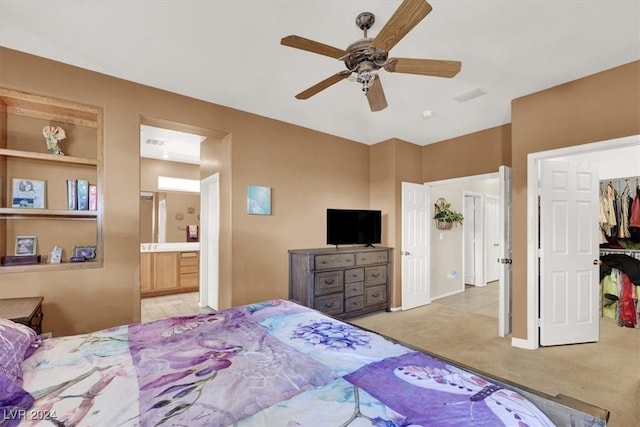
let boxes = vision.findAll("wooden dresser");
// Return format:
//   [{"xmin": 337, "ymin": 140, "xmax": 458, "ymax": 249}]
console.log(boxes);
[{"xmin": 289, "ymin": 247, "xmax": 392, "ymax": 319}]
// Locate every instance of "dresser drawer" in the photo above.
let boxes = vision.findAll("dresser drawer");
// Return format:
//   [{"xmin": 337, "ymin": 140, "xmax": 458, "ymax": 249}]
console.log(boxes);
[
  {"xmin": 344, "ymin": 267, "xmax": 364, "ymax": 283},
  {"xmin": 315, "ymin": 254, "xmax": 355, "ymax": 270},
  {"xmin": 314, "ymin": 294, "xmax": 344, "ymax": 315},
  {"xmin": 314, "ymin": 271, "xmax": 344, "ymax": 295},
  {"xmin": 365, "ymin": 285, "xmax": 387, "ymax": 306},
  {"xmin": 365, "ymin": 265, "xmax": 387, "ymax": 285},
  {"xmin": 344, "ymin": 282, "xmax": 364, "ymax": 298},
  {"xmin": 345, "ymin": 296, "xmax": 364, "ymax": 312},
  {"xmin": 355, "ymin": 251, "xmax": 388, "ymax": 266}
]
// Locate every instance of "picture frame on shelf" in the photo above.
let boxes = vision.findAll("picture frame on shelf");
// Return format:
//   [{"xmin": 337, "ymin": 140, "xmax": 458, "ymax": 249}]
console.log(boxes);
[
  {"xmin": 15, "ymin": 236, "xmax": 37, "ymax": 256},
  {"xmin": 50, "ymin": 246, "xmax": 63, "ymax": 264},
  {"xmin": 12, "ymin": 178, "xmax": 46, "ymax": 209},
  {"xmin": 73, "ymin": 245, "xmax": 96, "ymax": 261}
]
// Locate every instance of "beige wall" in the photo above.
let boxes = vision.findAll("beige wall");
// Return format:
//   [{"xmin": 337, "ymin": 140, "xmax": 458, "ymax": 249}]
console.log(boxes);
[
  {"xmin": 370, "ymin": 139, "xmax": 423, "ymax": 306},
  {"xmin": 422, "ymin": 124, "xmax": 511, "ymax": 182},
  {"xmin": 0, "ymin": 47, "xmax": 371, "ymax": 336}
]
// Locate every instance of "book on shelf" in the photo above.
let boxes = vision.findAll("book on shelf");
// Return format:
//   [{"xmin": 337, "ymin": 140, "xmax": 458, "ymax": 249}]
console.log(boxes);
[
  {"xmin": 67, "ymin": 179, "xmax": 77, "ymax": 210},
  {"xmin": 77, "ymin": 179, "xmax": 89, "ymax": 210},
  {"xmin": 89, "ymin": 184, "xmax": 97, "ymax": 211}
]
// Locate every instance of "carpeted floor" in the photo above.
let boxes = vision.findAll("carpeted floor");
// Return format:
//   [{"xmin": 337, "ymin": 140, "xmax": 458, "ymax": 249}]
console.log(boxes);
[{"xmin": 350, "ymin": 303, "xmax": 640, "ymax": 427}]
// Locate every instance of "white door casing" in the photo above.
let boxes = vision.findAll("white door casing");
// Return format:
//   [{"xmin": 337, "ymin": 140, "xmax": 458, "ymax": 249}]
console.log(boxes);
[
  {"xmin": 539, "ymin": 161, "xmax": 599, "ymax": 346},
  {"xmin": 463, "ymin": 193, "xmax": 484, "ymax": 286},
  {"xmin": 199, "ymin": 173, "xmax": 220, "ymax": 310},
  {"xmin": 401, "ymin": 182, "xmax": 431, "ymax": 310},
  {"xmin": 498, "ymin": 166, "xmax": 512, "ymax": 337},
  {"xmin": 485, "ymin": 195, "xmax": 500, "ymax": 283},
  {"xmin": 463, "ymin": 195, "xmax": 476, "ymax": 285}
]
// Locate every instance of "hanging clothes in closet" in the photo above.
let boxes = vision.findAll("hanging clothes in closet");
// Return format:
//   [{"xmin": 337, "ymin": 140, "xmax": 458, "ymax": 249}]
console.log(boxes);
[
  {"xmin": 600, "ymin": 176, "xmax": 640, "ymax": 245},
  {"xmin": 630, "ymin": 180, "xmax": 640, "ymax": 243},
  {"xmin": 600, "ymin": 253, "xmax": 640, "ymax": 328}
]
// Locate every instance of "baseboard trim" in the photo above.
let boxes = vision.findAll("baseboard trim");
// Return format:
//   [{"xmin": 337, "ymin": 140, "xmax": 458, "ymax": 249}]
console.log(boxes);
[{"xmin": 511, "ymin": 337, "xmax": 537, "ymax": 350}]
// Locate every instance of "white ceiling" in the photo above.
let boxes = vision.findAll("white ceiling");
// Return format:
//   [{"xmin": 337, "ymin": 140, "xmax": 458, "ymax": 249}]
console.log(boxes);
[{"xmin": 1, "ymin": 0, "xmax": 639, "ymax": 148}]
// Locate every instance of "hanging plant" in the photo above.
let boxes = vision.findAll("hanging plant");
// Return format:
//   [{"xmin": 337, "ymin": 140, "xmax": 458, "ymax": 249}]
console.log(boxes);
[{"xmin": 434, "ymin": 198, "xmax": 464, "ymax": 229}]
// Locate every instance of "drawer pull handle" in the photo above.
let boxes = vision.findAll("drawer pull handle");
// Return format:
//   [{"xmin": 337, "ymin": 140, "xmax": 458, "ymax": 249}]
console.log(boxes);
[
  {"xmin": 325, "ymin": 279, "xmax": 334, "ymax": 284},
  {"xmin": 371, "ymin": 273, "xmax": 380, "ymax": 278},
  {"xmin": 320, "ymin": 260, "xmax": 327, "ymax": 264},
  {"xmin": 371, "ymin": 292, "xmax": 380, "ymax": 298},
  {"xmin": 324, "ymin": 302, "xmax": 335, "ymax": 308}
]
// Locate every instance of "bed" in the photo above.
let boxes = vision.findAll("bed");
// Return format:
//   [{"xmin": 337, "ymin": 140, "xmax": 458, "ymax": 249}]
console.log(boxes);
[{"xmin": 2, "ymin": 299, "xmax": 608, "ymax": 426}]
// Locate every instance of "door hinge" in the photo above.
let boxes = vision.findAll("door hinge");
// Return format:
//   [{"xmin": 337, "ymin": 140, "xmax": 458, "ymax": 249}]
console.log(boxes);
[
  {"xmin": 537, "ymin": 318, "xmax": 542, "ymax": 327},
  {"xmin": 498, "ymin": 258, "xmax": 512, "ymax": 264}
]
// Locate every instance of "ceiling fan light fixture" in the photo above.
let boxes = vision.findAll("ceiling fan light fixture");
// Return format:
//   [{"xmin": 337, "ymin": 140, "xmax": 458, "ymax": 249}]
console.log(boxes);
[{"xmin": 281, "ymin": 0, "xmax": 460, "ymax": 112}]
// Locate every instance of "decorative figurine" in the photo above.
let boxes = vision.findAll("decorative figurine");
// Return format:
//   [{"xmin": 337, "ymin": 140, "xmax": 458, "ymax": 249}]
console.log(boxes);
[{"xmin": 42, "ymin": 125, "xmax": 66, "ymax": 155}]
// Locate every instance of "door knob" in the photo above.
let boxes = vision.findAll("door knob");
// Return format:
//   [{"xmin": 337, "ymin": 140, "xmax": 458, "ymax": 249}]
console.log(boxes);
[{"xmin": 593, "ymin": 259, "xmax": 601, "ymax": 265}]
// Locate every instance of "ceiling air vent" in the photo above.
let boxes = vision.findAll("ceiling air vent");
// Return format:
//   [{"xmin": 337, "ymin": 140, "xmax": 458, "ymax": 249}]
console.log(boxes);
[
  {"xmin": 451, "ymin": 87, "xmax": 487, "ymax": 103},
  {"xmin": 145, "ymin": 138, "xmax": 167, "ymax": 146}
]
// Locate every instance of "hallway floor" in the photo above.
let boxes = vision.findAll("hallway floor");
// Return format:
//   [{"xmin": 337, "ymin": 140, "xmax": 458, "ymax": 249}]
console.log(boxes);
[{"xmin": 432, "ymin": 281, "xmax": 499, "ymax": 317}]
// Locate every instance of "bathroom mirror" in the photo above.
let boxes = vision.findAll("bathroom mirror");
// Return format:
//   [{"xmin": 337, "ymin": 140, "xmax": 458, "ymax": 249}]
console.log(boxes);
[{"xmin": 139, "ymin": 191, "xmax": 200, "ymax": 243}]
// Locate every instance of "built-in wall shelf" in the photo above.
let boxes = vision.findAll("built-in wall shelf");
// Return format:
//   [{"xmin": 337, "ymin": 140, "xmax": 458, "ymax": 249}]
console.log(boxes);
[
  {"xmin": 0, "ymin": 86, "xmax": 104, "ymax": 273},
  {"xmin": 0, "ymin": 148, "xmax": 98, "ymax": 166},
  {"xmin": 0, "ymin": 208, "xmax": 98, "ymax": 220},
  {"xmin": 0, "ymin": 261, "xmax": 100, "ymax": 274}
]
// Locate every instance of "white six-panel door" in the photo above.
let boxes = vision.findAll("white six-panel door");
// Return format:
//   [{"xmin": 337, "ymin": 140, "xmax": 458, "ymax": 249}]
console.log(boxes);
[
  {"xmin": 539, "ymin": 161, "xmax": 599, "ymax": 346},
  {"xmin": 401, "ymin": 182, "xmax": 430, "ymax": 310}
]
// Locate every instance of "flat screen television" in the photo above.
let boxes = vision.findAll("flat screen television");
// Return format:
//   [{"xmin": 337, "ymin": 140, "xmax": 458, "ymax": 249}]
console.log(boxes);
[{"xmin": 326, "ymin": 209, "xmax": 382, "ymax": 247}]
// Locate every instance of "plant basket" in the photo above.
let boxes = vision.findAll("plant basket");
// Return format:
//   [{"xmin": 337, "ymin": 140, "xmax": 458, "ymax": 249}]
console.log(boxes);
[{"xmin": 435, "ymin": 219, "xmax": 453, "ymax": 230}]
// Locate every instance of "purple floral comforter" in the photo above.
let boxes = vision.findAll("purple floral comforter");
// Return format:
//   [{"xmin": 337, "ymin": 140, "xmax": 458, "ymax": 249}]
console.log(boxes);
[{"xmin": 20, "ymin": 300, "xmax": 557, "ymax": 426}]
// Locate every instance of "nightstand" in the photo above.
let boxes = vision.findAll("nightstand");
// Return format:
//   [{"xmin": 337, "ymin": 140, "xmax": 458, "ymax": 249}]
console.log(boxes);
[{"xmin": 0, "ymin": 297, "xmax": 44, "ymax": 335}]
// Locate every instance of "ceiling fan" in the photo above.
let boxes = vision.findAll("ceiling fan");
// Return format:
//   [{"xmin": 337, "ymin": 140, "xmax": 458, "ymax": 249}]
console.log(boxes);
[{"xmin": 281, "ymin": 0, "xmax": 461, "ymax": 112}]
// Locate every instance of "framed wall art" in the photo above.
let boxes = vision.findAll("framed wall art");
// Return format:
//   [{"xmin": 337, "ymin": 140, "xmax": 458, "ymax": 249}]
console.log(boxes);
[
  {"xmin": 73, "ymin": 246, "xmax": 97, "ymax": 261},
  {"xmin": 15, "ymin": 236, "xmax": 37, "ymax": 256},
  {"xmin": 247, "ymin": 185, "xmax": 272, "ymax": 215},
  {"xmin": 12, "ymin": 178, "xmax": 46, "ymax": 209}
]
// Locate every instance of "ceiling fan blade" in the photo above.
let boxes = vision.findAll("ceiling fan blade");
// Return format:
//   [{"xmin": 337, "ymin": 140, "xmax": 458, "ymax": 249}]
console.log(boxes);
[
  {"xmin": 281, "ymin": 35, "xmax": 346, "ymax": 59},
  {"xmin": 372, "ymin": 0, "xmax": 432, "ymax": 52},
  {"xmin": 385, "ymin": 58, "xmax": 461, "ymax": 77},
  {"xmin": 366, "ymin": 76, "xmax": 388, "ymax": 112},
  {"xmin": 295, "ymin": 71, "xmax": 351, "ymax": 99}
]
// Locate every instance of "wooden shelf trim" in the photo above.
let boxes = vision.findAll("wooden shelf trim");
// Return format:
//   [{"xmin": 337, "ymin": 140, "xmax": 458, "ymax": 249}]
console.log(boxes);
[
  {"xmin": 0, "ymin": 260, "xmax": 103, "ymax": 274},
  {"xmin": 0, "ymin": 208, "xmax": 98, "ymax": 219},
  {"xmin": 0, "ymin": 88, "xmax": 99, "ymax": 128},
  {"xmin": 0, "ymin": 148, "xmax": 97, "ymax": 166}
]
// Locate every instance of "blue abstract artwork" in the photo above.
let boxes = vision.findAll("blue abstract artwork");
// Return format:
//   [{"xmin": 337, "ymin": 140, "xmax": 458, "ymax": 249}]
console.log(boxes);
[{"xmin": 247, "ymin": 185, "xmax": 271, "ymax": 215}]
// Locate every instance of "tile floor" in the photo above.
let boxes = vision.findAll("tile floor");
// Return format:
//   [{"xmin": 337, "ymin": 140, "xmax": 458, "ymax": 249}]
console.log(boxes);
[
  {"xmin": 432, "ymin": 281, "xmax": 499, "ymax": 318},
  {"xmin": 141, "ymin": 292, "xmax": 213, "ymax": 322}
]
